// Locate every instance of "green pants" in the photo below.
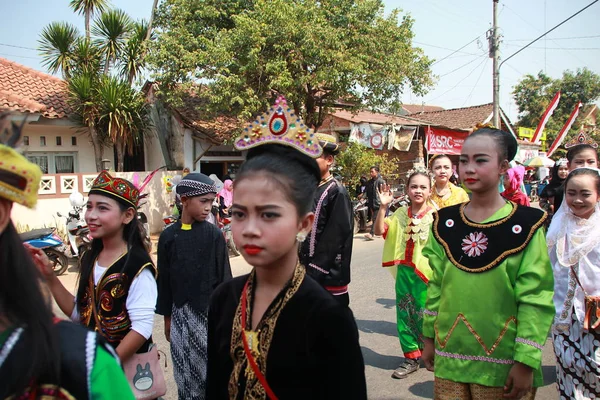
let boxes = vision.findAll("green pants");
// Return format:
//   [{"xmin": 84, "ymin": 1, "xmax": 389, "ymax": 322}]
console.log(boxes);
[{"xmin": 395, "ymin": 265, "xmax": 427, "ymax": 359}]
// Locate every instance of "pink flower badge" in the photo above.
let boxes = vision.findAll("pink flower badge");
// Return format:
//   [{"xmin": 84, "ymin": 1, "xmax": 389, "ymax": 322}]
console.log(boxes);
[{"xmin": 461, "ymin": 232, "xmax": 488, "ymax": 257}]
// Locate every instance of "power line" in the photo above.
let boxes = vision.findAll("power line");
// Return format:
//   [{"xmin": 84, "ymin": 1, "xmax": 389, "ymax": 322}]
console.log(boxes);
[
  {"xmin": 439, "ymin": 54, "xmax": 487, "ymax": 78},
  {"xmin": 0, "ymin": 53, "xmax": 40, "ymax": 60},
  {"xmin": 431, "ymin": 36, "xmax": 483, "ymax": 66},
  {"xmin": 413, "ymin": 41, "xmax": 483, "ymax": 56},
  {"xmin": 504, "ymin": 44, "xmax": 600, "ymax": 50},
  {"xmin": 427, "ymin": 56, "xmax": 489, "ymax": 102},
  {"xmin": 505, "ymin": 34, "xmax": 600, "ymax": 41},
  {"xmin": 0, "ymin": 43, "xmax": 37, "ymax": 51},
  {"xmin": 463, "ymin": 58, "xmax": 489, "ymax": 107}
]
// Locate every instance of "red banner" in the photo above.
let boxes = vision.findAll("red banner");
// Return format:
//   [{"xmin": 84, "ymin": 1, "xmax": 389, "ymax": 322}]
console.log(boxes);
[{"xmin": 425, "ymin": 127, "xmax": 469, "ymax": 155}]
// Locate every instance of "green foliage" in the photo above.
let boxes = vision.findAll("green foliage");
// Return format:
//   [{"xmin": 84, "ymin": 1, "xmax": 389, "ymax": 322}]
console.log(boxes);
[
  {"xmin": 512, "ymin": 68, "xmax": 600, "ymax": 144},
  {"xmin": 149, "ymin": 0, "xmax": 433, "ymax": 129},
  {"xmin": 333, "ymin": 142, "xmax": 399, "ymax": 191}
]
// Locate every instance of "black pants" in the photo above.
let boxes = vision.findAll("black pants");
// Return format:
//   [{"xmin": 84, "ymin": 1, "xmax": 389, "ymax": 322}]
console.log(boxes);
[{"xmin": 369, "ymin": 206, "xmax": 380, "ymax": 235}]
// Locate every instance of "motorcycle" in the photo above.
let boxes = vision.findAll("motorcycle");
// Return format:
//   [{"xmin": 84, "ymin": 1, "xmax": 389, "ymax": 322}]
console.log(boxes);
[
  {"xmin": 57, "ymin": 192, "xmax": 91, "ymax": 261},
  {"xmin": 353, "ymin": 198, "xmax": 369, "ymax": 235},
  {"xmin": 220, "ymin": 216, "xmax": 240, "ymax": 256},
  {"xmin": 20, "ymin": 228, "xmax": 69, "ymax": 276}
]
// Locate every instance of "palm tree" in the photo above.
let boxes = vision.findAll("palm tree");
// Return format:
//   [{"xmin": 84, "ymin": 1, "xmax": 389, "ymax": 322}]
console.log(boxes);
[
  {"xmin": 69, "ymin": 0, "xmax": 110, "ymax": 40},
  {"xmin": 70, "ymin": 37, "xmax": 105, "ymax": 76},
  {"xmin": 96, "ymin": 76, "xmax": 151, "ymax": 171},
  {"xmin": 38, "ymin": 22, "xmax": 79, "ymax": 78},
  {"xmin": 120, "ymin": 20, "xmax": 150, "ymax": 84},
  {"xmin": 92, "ymin": 9, "xmax": 133, "ymax": 74},
  {"xmin": 67, "ymin": 71, "xmax": 106, "ymax": 172}
]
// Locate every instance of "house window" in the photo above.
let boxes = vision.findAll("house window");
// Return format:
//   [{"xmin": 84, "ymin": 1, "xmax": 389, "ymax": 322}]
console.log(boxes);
[
  {"xmin": 26, "ymin": 155, "xmax": 49, "ymax": 174},
  {"xmin": 25, "ymin": 152, "xmax": 77, "ymax": 174},
  {"xmin": 23, "ymin": 136, "xmax": 29, "ymax": 146},
  {"xmin": 72, "ymin": 136, "xmax": 77, "ymax": 146},
  {"xmin": 40, "ymin": 136, "xmax": 46, "ymax": 146},
  {"xmin": 55, "ymin": 155, "xmax": 74, "ymax": 173},
  {"xmin": 56, "ymin": 136, "xmax": 62, "ymax": 146}
]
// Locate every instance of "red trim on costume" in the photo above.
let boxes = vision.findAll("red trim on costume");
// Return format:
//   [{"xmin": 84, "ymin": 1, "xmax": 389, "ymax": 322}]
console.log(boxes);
[
  {"xmin": 324, "ymin": 285, "xmax": 349, "ymax": 295},
  {"xmin": 404, "ymin": 349, "xmax": 422, "ymax": 359},
  {"xmin": 380, "ymin": 260, "xmax": 429, "ymax": 284},
  {"xmin": 382, "ymin": 224, "xmax": 389, "ymax": 239}
]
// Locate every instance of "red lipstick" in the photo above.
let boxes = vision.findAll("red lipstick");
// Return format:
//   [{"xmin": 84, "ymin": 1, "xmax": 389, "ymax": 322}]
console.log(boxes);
[
  {"xmin": 464, "ymin": 178, "xmax": 477, "ymax": 184},
  {"xmin": 243, "ymin": 245, "xmax": 263, "ymax": 255}
]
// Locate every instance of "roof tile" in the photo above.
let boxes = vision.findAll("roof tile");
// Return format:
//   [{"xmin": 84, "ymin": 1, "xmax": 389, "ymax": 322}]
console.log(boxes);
[
  {"xmin": 408, "ymin": 103, "xmax": 494, "ymax": 131},
  {"xmin": 0, "ymin": 57, "xmax": 70, "ymax": 118}
]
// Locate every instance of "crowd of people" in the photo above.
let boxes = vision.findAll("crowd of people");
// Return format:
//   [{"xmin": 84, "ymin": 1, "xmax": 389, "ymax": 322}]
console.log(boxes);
[{"xmin": 1, "ymin": 102, "xmax": 599, "ymax": 400}]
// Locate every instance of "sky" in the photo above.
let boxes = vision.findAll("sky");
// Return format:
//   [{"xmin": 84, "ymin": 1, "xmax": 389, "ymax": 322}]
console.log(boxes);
[{"xmin": 2, "ymin": 0, "xmax": 599, "ymax": 122}]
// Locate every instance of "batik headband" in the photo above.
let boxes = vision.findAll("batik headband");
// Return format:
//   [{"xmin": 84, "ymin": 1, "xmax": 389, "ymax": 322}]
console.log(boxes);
[
  {"xmin": 0, "ymin": 113, "xmax": 42, "ymax": 208},
  {"xmin": 89, "ymin": 170, "xmax": 139, "ymax": 208},
  {"xmin": 233, "ymin": 96, "xmax": 323, "ymax": 159},
  {"xmin": 176, "ymin": 173, "xmax": 217, "ymax": 198}
]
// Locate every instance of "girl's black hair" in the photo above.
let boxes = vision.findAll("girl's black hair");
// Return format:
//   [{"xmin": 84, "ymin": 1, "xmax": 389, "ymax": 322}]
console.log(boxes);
[
  {"xmin": 566, "ymin": 144, "xmax": 599, "ymax": 162},
  {"xmin": 407, "ymin": 171, "xmax": 432, "ymax": 188},
  {"xmin": 467, "ymin": 128, "xmax": 518, "ymax": 162},
  {"xmin": 564, "ymin": 167, "xmax": 600, "ymax": 194},
  {"xmin": 0, "ymin": 222, "xmax": 60, "ymax": 393},
  {"xmin": 235, "ymin": 144, "xmax": 320, "ymax": 216},
  {"xmin": 76, "ymin": 200, "xmax": 148, "ymax": 308},
  {"xmin": 429, "ymin": 154, "xmax": 452, "ymax": 167}
]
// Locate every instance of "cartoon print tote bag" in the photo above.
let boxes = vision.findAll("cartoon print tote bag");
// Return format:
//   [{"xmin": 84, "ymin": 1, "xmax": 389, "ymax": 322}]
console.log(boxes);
[{"xmin": 123, "ymin": 344, "xmax": 167, "ymax": 399}]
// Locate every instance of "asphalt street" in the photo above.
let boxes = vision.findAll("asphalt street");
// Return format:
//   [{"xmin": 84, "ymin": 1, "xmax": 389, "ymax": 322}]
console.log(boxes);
[{"xmin": 54, "ymin": 232, "xmax": 559, "ymax": 400}]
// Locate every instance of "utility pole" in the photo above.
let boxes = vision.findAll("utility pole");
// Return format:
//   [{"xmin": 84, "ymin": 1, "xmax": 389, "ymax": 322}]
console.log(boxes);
[{"xmin": 491, "ymin": 0, "xmax": 501, "ymax": 128}]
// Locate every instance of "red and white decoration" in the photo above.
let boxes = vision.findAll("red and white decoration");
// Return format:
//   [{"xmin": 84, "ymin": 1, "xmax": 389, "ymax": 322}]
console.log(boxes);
[
  {"xmin": 547, "ymin": 102, "xmax": 583, "ymax": 157},
  {"xmin": 531, "ymin": 91, "xmax": 561, "ymax": 144},
  {"xmin": 462, "ymin": 232, "xmax": 488, "ymax": 257}
]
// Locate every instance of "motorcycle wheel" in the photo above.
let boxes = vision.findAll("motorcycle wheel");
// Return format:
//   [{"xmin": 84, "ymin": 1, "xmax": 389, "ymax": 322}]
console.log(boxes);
[
  {"xmin": 46, "ymin": 248, "xmax": 69, "ymax": 276},
  {"xmin": 353, "ymin": 215, "xmax": 360, "ymax": 235},
  {"xmin": 226, "ymin": 230, "xmax": 240, "ymax": 257}
]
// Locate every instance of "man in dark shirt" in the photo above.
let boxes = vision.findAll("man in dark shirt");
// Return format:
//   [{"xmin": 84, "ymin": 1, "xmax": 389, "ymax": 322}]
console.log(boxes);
[
  {"xmin": 156, "ymin": 173, "xmax": 232, "ymax": 400},
  {"xmin": 299, "ymin": 134, "xmax": 354, "ymax": 306},
  {"xmin": 365, "ymin": 166, "xmax": 385, "ymax": 240}
]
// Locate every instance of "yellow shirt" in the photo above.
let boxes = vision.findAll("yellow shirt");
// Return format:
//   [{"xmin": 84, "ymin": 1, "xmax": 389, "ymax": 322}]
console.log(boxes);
[{"xmin": 430, "ymin": 182, "xmax": 469, "ymax": 210}]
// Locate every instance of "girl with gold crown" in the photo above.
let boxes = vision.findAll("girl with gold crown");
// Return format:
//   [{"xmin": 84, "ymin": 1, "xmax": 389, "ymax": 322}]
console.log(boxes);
[
  {"xmin": 206, "ymin": 97, "xmax": 366, "ymax": 399},
  {"xmin": 0, "ymin": 113, "xmax": 134, "ymax": 399},
  {"xmin": 38, "ymin": 170, "xmax": 158, "ymax": 367},
  {"xmin": 374, "ymin": 168, "xmax": 436, "ymax": 379}
]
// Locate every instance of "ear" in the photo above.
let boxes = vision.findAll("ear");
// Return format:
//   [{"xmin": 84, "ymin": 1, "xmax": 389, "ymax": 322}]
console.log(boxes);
[
  {"xmin": 122, "ymin": 207, "xmax": 136, "ymax": 225},
  {"xmin": 499, "ymin": 159, "xmax": 510, "ymax": 176},
  {"xmin": 0, "ymin": 199, "xmax": 13, "ymax": 234},
  {"xmin": 144, "ymin": 362, "xmax": 150, "ymax": 370},
  {"xmin": 326, "ymin": 154, "xmax": 335, "ymax": 167},
  {"xmin": 137, "ymin": 364, "xmax": 143, "ymax": 373},
  {"xmin": 180, "ymin": 196, "xmax": 189, "ymax": 207},
  {"xmin": 298, "ymin": 211, "xmax": 315, "ymax": 237}
]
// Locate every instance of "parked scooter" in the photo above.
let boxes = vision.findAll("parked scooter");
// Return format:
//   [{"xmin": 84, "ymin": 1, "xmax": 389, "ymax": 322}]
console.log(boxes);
[
  {"xmin": 20, "ymin": 228, "xmax": 69, "ymax": 276},
  {"xmin": 220, "ymin": 216, "xmax": 240, "ymax": 256},
  {"xmin": 57, "ymin": 192, "xmax": 91, "ymax": 261}
]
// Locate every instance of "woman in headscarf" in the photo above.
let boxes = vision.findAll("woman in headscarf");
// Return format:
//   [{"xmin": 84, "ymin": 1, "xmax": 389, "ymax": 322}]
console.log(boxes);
[
  {"xmin": 218, "ymin": 179, "xmax": 233, "ymax": 219},
  {"xmin": 540, "ymin": 159, "xmax": 568, "ymax": 218},
  {"xmin": 501, "ymin": 165, "xmax": 530, "ymax": 206}
]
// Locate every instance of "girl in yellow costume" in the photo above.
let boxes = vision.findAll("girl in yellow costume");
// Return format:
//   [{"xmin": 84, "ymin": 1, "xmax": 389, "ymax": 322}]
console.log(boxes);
[
  {"xmin": 422, "ymin": 128, "xmax": 554, "ymax": 400},
  {"xmin": 429, "ymin": 154, "xmax": 469, "ymax": 210},
  {"xmin": 374, "ymin": 169, "xmax": 435, "ymax": 379}
]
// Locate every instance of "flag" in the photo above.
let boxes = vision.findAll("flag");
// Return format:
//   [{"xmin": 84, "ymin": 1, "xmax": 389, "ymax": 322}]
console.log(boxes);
[
  {"xmin": 531, "ymin": 91, "xmax": 561, "ymax": 144},
  {"xmin": 547, "ymin": 102, "xmax": 583, "ymax": 157}
]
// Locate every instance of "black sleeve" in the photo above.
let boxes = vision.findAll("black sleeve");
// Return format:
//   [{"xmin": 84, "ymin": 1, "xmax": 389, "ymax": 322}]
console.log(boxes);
[
  {"xmin": 309, "ymin": 189, "xmax": 353, "ymax": 278},
  {"xmin": 207, "ymin": 284, "xmax": 234, "ymax": 400},
  {"xmin": 315, "ymin": 305, "xmax": 367, "ymax": 399},
  {"xmin": 155, "ymin": 230, "xmax": 173, "ymax": 316},
  {"xmin": 215, "ymin": 231, "xmax": 232, "ymax": 284}
]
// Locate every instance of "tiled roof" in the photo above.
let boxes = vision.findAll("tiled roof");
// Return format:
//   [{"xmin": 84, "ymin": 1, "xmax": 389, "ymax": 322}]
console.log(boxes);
[
  {"xmin": 0, "ymin": 57, "xmax": 70, "ymax": 118},
  {"xmin": 401, "ymin": 104, "xmax": 444, "ymax": 114},
  {"xmin": 171, "ymin": 89, "xmax": 241, "ymax": 144},
  {"xmin": 408, "ymin": 103, "xmax": 494, "ymax": 131},
  {"xmin": 331, "ymin": 109, "xmax": 420, "ymax": 126}
]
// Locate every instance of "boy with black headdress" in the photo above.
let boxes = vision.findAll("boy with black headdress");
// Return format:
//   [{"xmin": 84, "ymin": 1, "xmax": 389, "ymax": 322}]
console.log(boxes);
[
  {"xmin": 156, "ymin": 172, "xmax": 232, "ymax": 400},
  {"xmin": 299, "ymin": 133, "xmax": 354, "ymax": 306}
]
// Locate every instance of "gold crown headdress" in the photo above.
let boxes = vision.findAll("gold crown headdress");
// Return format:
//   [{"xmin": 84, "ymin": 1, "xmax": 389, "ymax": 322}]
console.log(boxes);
[
  {"xmin": 0, "ymin": 113, "xmax": 42, "ymax": 208},
  {"xmin": 233, "ymin": 96, "xmax": 323, "ymax": 158},
  {"xmin": 406, "ymin": 165, "xmax": 431, "ymax": 180},
  {"xmin": 564, "ymin": 131, "xmax": 598, "ymax": 149}
]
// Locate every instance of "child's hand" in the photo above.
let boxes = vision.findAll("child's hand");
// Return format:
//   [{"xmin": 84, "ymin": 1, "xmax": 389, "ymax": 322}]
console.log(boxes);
[
  {"xmin": 377, "ymin": 184, "xmax": 394, "ymax": 207},
  {"xmin": 503, "ymin": 362, "xmax": 533, "ymax": 399},
  {"xmin": 422, "ymin": 337, "xmax": 435, "ymax": 372}
]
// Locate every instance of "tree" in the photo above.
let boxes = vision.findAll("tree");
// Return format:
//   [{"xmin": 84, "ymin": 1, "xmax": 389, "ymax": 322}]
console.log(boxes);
[
  {"xmin": 149, "ymin": 0, "xmax": 433, "ymax": 130},
  {"xmin": 333, "ymin": 142, "xmax": 399, "ymax": 194},
  {"xmin": 69, "ymin": 0, "xmax": 110, "ymax": 40},
  {"xmin": 39, "ymin": 8, "xmax": 152, "ymax": 171},
  {"xmin": 512, "ymin": 68, "xmax": 600, "ymax": 144}
]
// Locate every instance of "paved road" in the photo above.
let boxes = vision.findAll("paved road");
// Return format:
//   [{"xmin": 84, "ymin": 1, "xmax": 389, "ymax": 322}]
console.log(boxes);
[{"xmin": 55, "ymin": 232, "xmax": 558, "ymax": 399}]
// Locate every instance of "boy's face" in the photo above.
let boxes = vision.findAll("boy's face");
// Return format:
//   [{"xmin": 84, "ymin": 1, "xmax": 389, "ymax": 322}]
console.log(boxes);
[
  {"xmin": 569, "ymin": 148, "xmax": 598, "ymax": 171},
  {"xmin": 182, "ymin": 194, "xmax": 216, "ymax": 222}
]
